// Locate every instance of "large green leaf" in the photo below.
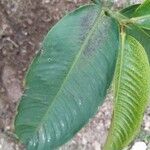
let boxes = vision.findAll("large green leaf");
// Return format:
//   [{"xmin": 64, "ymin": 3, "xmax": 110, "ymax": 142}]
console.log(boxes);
[
  {"xmin": 15, "ymin": 4, "xmax": 119, "ymax": 150},
  {"xmin": 121, "ymin": 4, "xmax": 150, "ymax": 62},
  {"xmin": 104, "ymin": 35, "xmax": 150, "ymax": 150}
]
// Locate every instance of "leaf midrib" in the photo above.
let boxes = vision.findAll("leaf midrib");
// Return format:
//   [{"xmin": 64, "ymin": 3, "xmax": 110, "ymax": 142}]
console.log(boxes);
[
  {"xmin": 114, "ymin": 31, "xmax": 126, "ymax": 118},
  {"xmin": 105, "ymin": 31, "xmax": 126, "ymax": 148},
  {"xmin": 29, "ymin": 7, "xmax": 104, "ymax": 141}
]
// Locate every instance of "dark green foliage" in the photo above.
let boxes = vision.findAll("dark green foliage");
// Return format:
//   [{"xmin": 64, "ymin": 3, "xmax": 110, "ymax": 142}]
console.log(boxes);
[
  {"xmin": 14, "ymin": 0, "xmax": 150, "ymax": 150},
  {"xmin": 15, "ymin": 4, "xmax": 119, "ymax": 150}
]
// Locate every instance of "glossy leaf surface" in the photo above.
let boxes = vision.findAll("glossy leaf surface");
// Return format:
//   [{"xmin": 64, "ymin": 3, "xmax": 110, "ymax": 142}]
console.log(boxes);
[
  {"xmin": 15, "ymin": 4, "xmax": 119, "ymax": 150},
  {"xmin": 104, "ymin": 35, "xmax": 150, "ymax": 150}
]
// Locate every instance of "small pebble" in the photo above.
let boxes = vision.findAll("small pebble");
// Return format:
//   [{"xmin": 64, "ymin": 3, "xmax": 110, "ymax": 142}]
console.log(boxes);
[
  {"xmin": 93, "ymin": 141, "xmax": 101, "ymax": 150},
  {"xmin": 131, "ymin": 141, "xmax": 147, "ymax": 150}
]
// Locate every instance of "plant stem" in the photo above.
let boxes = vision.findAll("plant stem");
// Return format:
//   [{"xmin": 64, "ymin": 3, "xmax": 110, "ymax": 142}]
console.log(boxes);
[{"xmin": 104, "ymin": 8, "xmax": 127, "ymax": 22}]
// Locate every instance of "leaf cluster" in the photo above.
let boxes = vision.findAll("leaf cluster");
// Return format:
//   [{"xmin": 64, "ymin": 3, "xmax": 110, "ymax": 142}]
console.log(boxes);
[{"xmin": 14, "ymin": 0, "xmax": 150, "ymax": 150}]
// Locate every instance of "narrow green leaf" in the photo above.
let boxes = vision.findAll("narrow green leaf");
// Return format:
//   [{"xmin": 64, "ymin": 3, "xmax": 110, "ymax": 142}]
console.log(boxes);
[
  {"xmin": 120, "ymin": 4, "xmax": 140, "ymax": 18},
  {"xmin": 130, "ymin": 0, "xmax": 150, "ymax": 30},
  {"xmin": 104, "ymin": 34, "xmax": 150, "ymax": 150},
  {"xmin": 15, "ymin": 4, "xmax": 119, "ymax": 150},
  {"xmin": 133, "ymin": 0, "xmax": 150, "ymax": 17}
]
